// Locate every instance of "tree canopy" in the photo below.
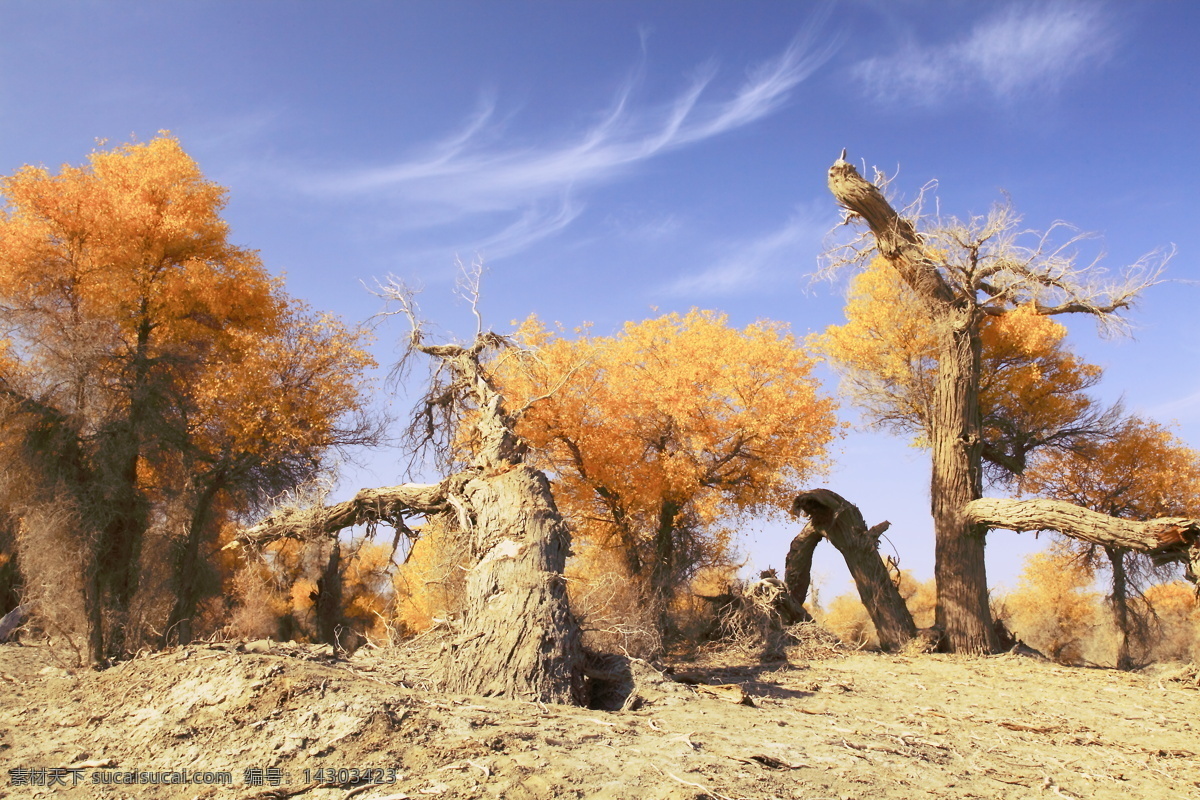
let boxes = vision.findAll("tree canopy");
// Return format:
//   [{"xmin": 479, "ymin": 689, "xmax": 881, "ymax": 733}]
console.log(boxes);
[
  {"xmin": 0, "ymin": 134, "xmax": 376, "ymax": 659},
  {"xmin": 496, "ymin": 309, "xmax": 838, "ymax": 607}
]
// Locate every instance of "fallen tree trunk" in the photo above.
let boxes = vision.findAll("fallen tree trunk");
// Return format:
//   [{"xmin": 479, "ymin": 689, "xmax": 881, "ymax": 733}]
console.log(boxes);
[
  {"xmin": 790, "ymin": 489, "xmax": 918, "ymax": 651},
  {"xmin": 963, "ymin": 498, "xmax": 1200, "ymax": 582},
  {"xmin": 232, "ymin": 479, "xmax": 462, "ymax": 549}
]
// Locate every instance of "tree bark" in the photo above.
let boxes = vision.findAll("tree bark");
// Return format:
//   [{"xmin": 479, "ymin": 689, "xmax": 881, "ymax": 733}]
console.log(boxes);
[
  {"xmin": 929, "ymin": 322, "xmax": 998, "ymax": 653},
  {"xmin": 783, "ymin": 525, "xmax": 820, "ymax": 620},
  {"xmin": 791, "ymin": 489, "xmax": 917, "ymax": 651},
  {"xmin": 962, "ymin": 497, "xmax": 1200, "ymax": 581},
  {"xmin": 443, "ymin": 465, "xmax": 583, "ymax": 703}
]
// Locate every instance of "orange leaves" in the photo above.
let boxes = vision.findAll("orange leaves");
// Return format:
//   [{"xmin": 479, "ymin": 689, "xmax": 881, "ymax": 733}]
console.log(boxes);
[
  {"xmin": 495, "ymin": 309, "xmax": 838, "ymax": 585},
  {"xmin": 186, "ymin": 302, "xmax": 375, "ymax": 470},
  {"xmin": 815, "ymin": 254, "xmax": 1104, "ymax": 469},
  {"xmin": 0, "ymin": 133, "xmax": 374, "ymax": 527},
  {"xmin": 1020, "ymin": 416, "xmax": 1200, "ymax": 520},
  {"xmin": 0, "ymin": 135, "xmax": 274, "ymax": 367}
]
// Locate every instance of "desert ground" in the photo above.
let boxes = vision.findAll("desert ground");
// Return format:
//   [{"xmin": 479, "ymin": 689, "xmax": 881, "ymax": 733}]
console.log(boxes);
[{"xmin": 1, "ymin": 637, "xmax": 1198, "ymax": 800}]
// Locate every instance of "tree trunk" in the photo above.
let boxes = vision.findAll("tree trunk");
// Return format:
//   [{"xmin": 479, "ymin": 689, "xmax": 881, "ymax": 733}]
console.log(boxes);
[
  {"xmin": 961, "ymin": 497, "xmax": 1200, "ymax": 580},
  {"xmin": 315, "ymin": 538, "xmax": 343, "ymax": 646},
  {"xmin": 783, "ymin": 524, "xmax": 820, "ymax": 620},
  {"xmin": 791, "ymin": 489, "xmax": 917, "ymax": 651},
  {"xmin": 83, "ymin": 556, "xmax": 104, "ymax": 666},
  {"xmin": 442, "ymin": 465, "xmax": 584, "ymax": 704},
  {"xmin": 930, "ymin": 323, "xmax": 998, "ymax": 654},
  {"xmin": 166, "ymin": 479, "xmax": 223, "ymax": 645},
  {"xmin": 1106, "ymin": 546, "xmax": 1132, "ymax": 671}
]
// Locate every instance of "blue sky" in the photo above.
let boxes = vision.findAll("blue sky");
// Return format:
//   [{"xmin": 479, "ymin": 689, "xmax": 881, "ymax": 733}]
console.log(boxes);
[{"xmin": 2, "ymin": 1, "xmax": 1198, "ymax": 599}]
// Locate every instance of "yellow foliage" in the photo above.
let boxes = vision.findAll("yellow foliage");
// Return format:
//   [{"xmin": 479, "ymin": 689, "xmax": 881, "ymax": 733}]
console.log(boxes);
[
  {"xmin": 392, "ymin": 516, "xmax": 465, "ymax": 636},
  {"xmin": 813, "ymin": 256, "xmax": 1101, "ymax": 463},
  {"xmin": 496, "ymin": 309, "xmax": 838, "ymax": 597},
  {"xmin": 1021, "ymin": 416, "xmax": 1200, "ymax": 519},
  {"xmin": 1004, "ymin": 548, "xmax": 1100, "ymax": 663},
  {"xmin": 1142, "ymin": 581, "xmax": 1200, "ymax": 662},
  {"xmin": 821, "ymin": 592, "xmax": 876, "ymax": 648}
]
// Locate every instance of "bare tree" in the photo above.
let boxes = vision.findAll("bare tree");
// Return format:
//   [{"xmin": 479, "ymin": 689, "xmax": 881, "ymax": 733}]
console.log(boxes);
[
  {"xmin": 237, "ymin": 270, "xmax": 585, "ymax": 703},
  {"xmin": 825, "ymin": 152, "xmax": 1177, "ymax": 653}
]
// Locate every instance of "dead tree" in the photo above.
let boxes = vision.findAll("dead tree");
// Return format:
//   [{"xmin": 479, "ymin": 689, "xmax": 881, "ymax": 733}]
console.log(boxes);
[
  {"xmin": 788, "ymin": 489, "xmax": 918, "ymax": 651},
  {"xmin": 234, "ymin": 275, "xmax": 585, "ymax": 704},
  {"xmin": 826, "ymin": 152, "xmax": 1168, "ymax": 653}
]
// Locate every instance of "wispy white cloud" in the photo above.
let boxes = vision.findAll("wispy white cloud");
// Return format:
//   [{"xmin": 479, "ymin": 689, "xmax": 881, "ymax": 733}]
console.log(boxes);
[
  {"xmin": 466, "ymin": 193, "xmax": 582, "ymax": 261},
  {"xmin": 662, "ymin": 205, "xmax": 829, "ymax": 296},
  {"xmin": 295, "ymin": 31, "xmax": 833, "ymax": 259},
  {"xmin": 854, "ymin": 2, "xmax": 1114, "ymax": 106}
]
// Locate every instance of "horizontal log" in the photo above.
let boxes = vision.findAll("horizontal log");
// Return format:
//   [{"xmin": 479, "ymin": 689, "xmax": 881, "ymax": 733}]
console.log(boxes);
[
  {"xmin": 231, "ymin": 476, "xmax": 465, "ymax": 549},
  {"xmin": 964, "ymin": 497, "xmax": 1200, "ymax": 582}
]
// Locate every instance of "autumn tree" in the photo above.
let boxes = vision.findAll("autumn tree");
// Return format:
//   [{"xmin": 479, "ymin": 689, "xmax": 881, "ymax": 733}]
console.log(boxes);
[
  {"xmin": 816, "ymin": 255, "xmax": 1119, "ymax": 486},
  {"xmin": 1020, "ymin": 416, "xmax": 1200, "ymax": 668},
  {"xmin": 495, "ymin": 310, "xmax": 838, "ymax": 628},
  {"xmin": 162, "ymin": 302, "xmax": 377, "ymax": 645},
  {"xmin": 0, "ymin": 135, "xmax": 375, "ymax": 661},
  {"xmin": 826, "ymin": 153, "xmax": 1174, "ymax": 653},
  {"xmin": 1000, "ymin": 547, "xmax": 1101, "ymax": 663}
]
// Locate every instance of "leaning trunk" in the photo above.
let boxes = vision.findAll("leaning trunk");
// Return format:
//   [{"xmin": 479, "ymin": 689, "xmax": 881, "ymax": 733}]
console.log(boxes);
[
  {"xmin": 783, "ymin": 524, "xmax": 820, "ymax": 620},
  {"xmin": 792, "ymin": 489, "xmax": 916, "ymax": 650},
  {"xmin": 930, "ymin": 321, "xmax": 998, "ymax": 654},
  {"xmin": 443, "ymin": 465, "xmax": 584, "ymax": 704}
]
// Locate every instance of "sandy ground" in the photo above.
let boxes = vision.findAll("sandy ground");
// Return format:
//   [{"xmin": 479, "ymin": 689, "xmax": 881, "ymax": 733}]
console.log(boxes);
[{"xmin": 1, "ymin": 638, "xmax": 1198, "ymax": 800}]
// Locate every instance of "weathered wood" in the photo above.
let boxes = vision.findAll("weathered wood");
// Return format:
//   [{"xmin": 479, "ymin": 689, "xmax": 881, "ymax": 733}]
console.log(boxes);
[
  {"xmin": 231, "ymin": 480, "xmax": 458, "ymax": 548},
  {"xmin": 963, "ymin": 497, "xmax": 1200, "ymax": 582},
  {"xmin": 791, "ymin": 489, "xmax": 918, "ymax": 651},
  {"xmin": 783, "ymin": 527, "xmax": 820, "ymax": 621},
  {"xmin": 443, "ymin": 465, "xmax": 583, "ymax": 703}
]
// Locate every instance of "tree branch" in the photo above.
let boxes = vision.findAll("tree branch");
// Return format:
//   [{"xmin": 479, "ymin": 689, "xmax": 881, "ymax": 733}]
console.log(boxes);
[
  {"xmin": 963, "ymin": 497, "xmax": 1200, "ymax": 581},
  {"xmin": 827, "ymin": 154, "xmax": 959, "ymax": 307},
  {"xmin": 230, "ymin": 475, "xmax": 468, "ymax": 549}
]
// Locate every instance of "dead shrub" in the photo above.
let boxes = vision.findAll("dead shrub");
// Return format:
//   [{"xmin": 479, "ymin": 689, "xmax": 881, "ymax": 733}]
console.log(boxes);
[
  {"xmin": 567, "ymin": 545, "xmax": 662, "ymax": 659},
  {"xmin": 13, "ymin": 504, "xmax": 89, "ymax": 663}
]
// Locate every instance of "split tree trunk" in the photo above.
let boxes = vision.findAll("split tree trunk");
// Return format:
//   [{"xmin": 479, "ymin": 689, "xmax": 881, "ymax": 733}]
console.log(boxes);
[{"xmin": 790, "ymin": 489, "xmax": 917, "ymax": 651}]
